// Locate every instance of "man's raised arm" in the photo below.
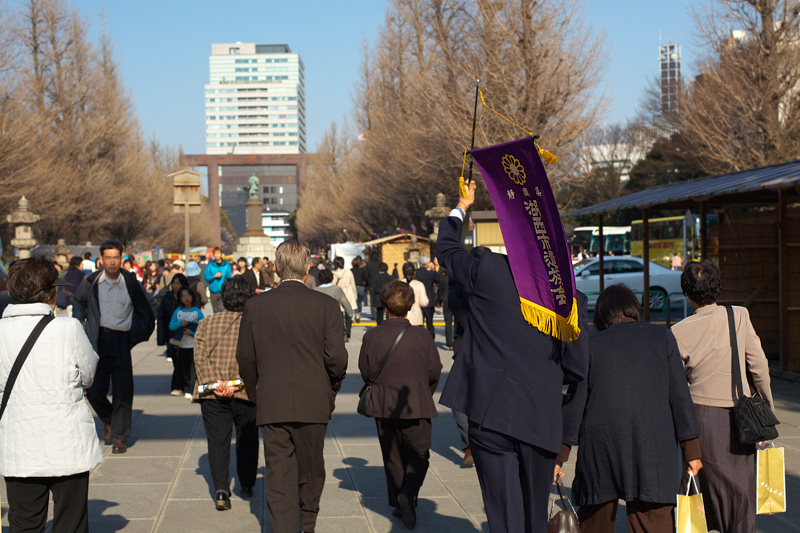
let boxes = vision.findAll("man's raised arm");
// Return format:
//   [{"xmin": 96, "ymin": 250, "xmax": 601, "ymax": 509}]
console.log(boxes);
[{"xmin": 435, "ymin": 180, "xmax": 480, "ymax": 294}]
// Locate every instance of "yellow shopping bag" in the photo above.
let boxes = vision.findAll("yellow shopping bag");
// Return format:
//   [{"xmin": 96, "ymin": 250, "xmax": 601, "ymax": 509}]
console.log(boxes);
[
  {"xmin": 757, "ymin": 446, "xmax": 786, "ymax": 514},
  {"xmin": 676, "ymin": 473, "xmax": 708, "ymax": 533}
]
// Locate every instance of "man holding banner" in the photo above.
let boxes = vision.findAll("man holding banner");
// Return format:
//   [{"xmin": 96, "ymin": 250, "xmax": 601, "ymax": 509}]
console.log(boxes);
[{"xmin": 435, "ymin": 137, "xmax": 589, "ymax": 533}]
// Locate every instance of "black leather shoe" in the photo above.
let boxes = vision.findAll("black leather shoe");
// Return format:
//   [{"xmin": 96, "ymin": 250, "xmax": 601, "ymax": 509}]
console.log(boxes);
[
  {"xmin": 397, "ymin": 491, "xmax": 416, "ymax": 529},
  {"xmin": 392, "ymin": 508, "xmax": 403, "ymax": 518},
  {"xmin": 241, "ymin": 486, "xmax": 253, "ymax": 498},
  {"xmin": 215, "ymin": 491, "xmax": 231, "ymax": 511}
]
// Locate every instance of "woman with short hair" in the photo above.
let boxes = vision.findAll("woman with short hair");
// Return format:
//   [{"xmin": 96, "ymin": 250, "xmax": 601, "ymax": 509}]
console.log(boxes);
[
  {"xmin": 332, "ymin": 256, "xmax": 358, "ymax": 335},
  {"xmin": 671, "ymin": 260, "xmax": 774, "ymax": 532},
  {"xmin": 400, "ymin": 262, "xmax": 429, "ymax": 327},
  {"xmin": 56, "ymin": 255, "xmax": 86, "ymax": 316},
  {"xmin": 0, "ymin": 256, "xmax": 103, "ymax": 532},
  {"xmin": 315, "ymin": 268, "xmax": 353, "ymax": 341},
  {"xmin": 560, "ymin": 284, "xmax": 702, "ymax": 533},
  {"xmin": 193, "ymin": 276, "xmax": 259, "ymax": 511},
  {"xmin": 358, "ymin": 280, "xmax": 442, "ymax": 529}
]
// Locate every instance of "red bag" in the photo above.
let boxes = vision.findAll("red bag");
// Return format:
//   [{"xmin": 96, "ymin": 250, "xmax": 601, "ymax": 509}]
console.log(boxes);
[{"xmin": 548, "ymin": 477, "xmax": 581, "ymax": 533}]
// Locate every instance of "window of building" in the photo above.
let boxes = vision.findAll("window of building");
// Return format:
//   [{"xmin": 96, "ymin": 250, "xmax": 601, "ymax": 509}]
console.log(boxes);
[{"xmin": 229, "ymin": 47, "xmax": 239, "ymax": 54}]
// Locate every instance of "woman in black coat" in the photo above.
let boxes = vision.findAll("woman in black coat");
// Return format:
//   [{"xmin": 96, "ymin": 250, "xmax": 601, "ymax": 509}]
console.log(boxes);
[
  {"xmin": 358, "ymin": 280, "xmax": 442, "ymax": 530},
  {"xmin": 559, "ymin": 285, "xmax": 702, "ymax": 533}
]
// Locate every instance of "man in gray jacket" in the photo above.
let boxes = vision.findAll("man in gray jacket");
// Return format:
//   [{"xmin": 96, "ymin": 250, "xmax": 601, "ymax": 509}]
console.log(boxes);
[{"xmin": 72, "ymin": 239, "xmax": 156, "ymax": 454}]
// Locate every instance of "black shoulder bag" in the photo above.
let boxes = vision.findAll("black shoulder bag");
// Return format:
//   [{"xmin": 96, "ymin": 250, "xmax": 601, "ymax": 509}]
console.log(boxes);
[
  {"xmin": 0, "ymin": 314, "xmax": 54, "ymax": 422},
  {"xmin": 357, "ymin": 325, "xmax": 410, "ymax": 417},
  {"xmin": 727, "ymin": 305, "xmax": 779, "ymax": 444}
]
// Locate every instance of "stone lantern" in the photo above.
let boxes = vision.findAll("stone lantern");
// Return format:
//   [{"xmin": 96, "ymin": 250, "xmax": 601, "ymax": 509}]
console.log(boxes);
[
  {"xmin": 424, "ymin": 193, "xmax": 451, "ymax": 244},
  {"xmin": 55, "ymin": 239, "xmax": 71, "ymax": 268},
  {"xmin": 7, "ymin": 197, "xmax": 40, "ymax": 259},
  {"xmin": 405, "ymin": 234, "xmax": 425, "ymax": 267}
]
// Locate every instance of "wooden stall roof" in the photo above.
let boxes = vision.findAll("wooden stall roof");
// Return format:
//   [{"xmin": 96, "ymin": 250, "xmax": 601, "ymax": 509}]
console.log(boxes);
[
  {"xmin": 361, "ymin": 234, "xmax": 430, "ymax": 246},
  {"xmin": 564, "ymin": 159, "xmax": 800, "ymax": 215}
]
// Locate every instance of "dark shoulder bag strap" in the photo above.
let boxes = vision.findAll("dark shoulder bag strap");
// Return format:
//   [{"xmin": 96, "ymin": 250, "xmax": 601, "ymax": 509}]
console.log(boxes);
[
  {"xmin": 369, "ymin": 325, "xmax": 410, "ymax": 385},
  {"xmin": 726, "ymin": 305, "xmax": 744, "ymax": 402},
  {"xmin": 0, "ymin": 313, "xmax": 55, "ymax": 422},
  {"xmin": 205, "ymin": 313, "xmax": 243, "ymax": 359}
]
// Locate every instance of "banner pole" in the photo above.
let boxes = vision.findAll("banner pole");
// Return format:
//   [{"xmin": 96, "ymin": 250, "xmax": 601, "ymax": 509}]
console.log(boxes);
[{"xmin": 466, "ymin": 79, "xmax": 481, "ymax": 184}]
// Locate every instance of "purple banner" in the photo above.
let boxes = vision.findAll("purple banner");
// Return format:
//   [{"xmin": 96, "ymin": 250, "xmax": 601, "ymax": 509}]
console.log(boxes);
[{"xmin": 471, "ymin": 137, "xmax": 579, "ymax": 341}]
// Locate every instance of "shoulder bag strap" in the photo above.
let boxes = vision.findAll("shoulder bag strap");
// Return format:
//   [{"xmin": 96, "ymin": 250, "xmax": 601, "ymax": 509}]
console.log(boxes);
[
  {"xmin": 205, "ymin": 313, "xmax": 243, "ymax": 359},
  {"xmin": 0, "ymin": 313, "xmax": 55, "ymax": 423},
  {"xmin": 726, "ymin": 305, "xmax": 744, "ymax": 401},
  {"xmin": 370, "ymin": 325, "xmax": 410, "ymax": 385}
]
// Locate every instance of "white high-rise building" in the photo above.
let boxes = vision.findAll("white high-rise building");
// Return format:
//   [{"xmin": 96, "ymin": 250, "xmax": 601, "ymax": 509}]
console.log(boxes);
[{"xmin": 205, "ymin": 43, "xmax": 306, "ymax": 154}]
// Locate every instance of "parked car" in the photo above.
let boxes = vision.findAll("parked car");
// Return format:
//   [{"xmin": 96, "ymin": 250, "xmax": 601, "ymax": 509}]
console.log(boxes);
[{"xmin": 573, "ymin": 256, "xmax": 684, "ymax": 310}]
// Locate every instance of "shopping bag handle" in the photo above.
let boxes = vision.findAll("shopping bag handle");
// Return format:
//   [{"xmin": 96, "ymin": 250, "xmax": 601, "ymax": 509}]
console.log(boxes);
[{"xmin": 685, "ymin": 471, "xmax": 700, "ymax": 496}]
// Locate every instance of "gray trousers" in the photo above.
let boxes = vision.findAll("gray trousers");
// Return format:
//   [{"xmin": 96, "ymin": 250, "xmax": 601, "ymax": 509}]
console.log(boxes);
[{"xmin": 210, "ymin": 292, "xmax": 224, "ymax": 313}]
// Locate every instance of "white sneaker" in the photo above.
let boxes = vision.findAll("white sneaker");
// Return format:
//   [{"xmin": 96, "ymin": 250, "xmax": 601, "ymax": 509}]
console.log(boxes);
[
  {"xmin": 170, "ymin": 389, "xmax": 182, "ymax": 396},
  {"xmin": 166, "ymin": 357, "xmax": 173, "ymax": 362},
  {"xmin": 184, "ymin": 393, "xmax": 192, "ymax": 399}
]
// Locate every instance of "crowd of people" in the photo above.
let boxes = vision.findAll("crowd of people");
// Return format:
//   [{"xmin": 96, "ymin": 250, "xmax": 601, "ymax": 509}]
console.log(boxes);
[{"xmin": 0, "ymin": 183, "xmax": 777, "ymax": 533}]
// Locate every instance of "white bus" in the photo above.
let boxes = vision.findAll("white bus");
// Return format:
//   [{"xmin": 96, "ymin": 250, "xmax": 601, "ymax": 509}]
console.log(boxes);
[{"xmin": 571, "ymin": 226, "xmax": 630, "ymax": 257}]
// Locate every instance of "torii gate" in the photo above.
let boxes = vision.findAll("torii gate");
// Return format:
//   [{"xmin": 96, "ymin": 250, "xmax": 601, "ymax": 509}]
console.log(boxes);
[{"xmin": 181, "ymin": 153, "xmax": 309, "ymax": 246}]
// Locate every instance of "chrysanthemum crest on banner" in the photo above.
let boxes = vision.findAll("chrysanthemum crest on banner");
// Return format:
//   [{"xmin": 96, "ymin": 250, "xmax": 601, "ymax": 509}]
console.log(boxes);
[{"xmin": 502, "ymin": 154, "xmax": 526, "ymax": 185}]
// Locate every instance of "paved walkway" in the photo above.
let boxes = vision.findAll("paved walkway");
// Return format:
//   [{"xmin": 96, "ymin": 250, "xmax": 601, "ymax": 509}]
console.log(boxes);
[{"xmin": 1, "ymin": 312, "xmax": 798, "ymax": 532}]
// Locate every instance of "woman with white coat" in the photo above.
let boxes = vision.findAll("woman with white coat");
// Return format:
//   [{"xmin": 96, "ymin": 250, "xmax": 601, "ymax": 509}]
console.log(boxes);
[
  {"xmin": 0, "ymin": 256, "xmax": 103, "ymax": 532},
  {"xmin": 401, "ymin": 262, "xmax": 429, "ymax": 327},
  {"xmin": 332, "ymin": 256, "xmax": 358, "ymax": 339}
]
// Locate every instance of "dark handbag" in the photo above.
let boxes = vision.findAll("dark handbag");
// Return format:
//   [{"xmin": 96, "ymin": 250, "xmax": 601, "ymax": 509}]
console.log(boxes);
[
  {"xmin": 726, "ymin": 306, "xmax": 779, "ymax": 444},
  {"xmin": 547, "ymin": 476, "xmax": 581, "ymax": 533},
  {"xmin": 357, "ymin": 325, "xmax": 410, "ymax": 417},
  {"xmin": 0, "ymin": 314, "xmax": 54, "ymax": 422}
]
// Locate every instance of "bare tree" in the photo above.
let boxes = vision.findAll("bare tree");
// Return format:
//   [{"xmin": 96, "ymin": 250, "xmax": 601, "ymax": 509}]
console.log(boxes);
[
  {"xmin": 0, "ymin": 0, "xmax": 212, "ymax": 252},
  {"xmin": 298, "ymin": 0, "xmax": 607, "ymax": 243},
  {"xmin": 679, "ymin": 0, "xmax": 800, "ymax": 173}
]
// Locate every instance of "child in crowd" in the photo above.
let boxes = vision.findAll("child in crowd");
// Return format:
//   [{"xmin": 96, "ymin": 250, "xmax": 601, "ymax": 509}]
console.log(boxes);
[{"xmin": 169, "ymin": 286, "xmax": 204, "ymax": 398}]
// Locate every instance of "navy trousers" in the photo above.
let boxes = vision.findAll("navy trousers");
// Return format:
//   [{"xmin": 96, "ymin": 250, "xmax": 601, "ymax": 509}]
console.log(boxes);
[{"xmin": 469, "ymin": 422, "xmax": 557, "ymax": 533}]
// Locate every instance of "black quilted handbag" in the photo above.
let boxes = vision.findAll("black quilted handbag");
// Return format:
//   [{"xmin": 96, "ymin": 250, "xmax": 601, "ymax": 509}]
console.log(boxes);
[{"xmin": 726, "ymin": 306, "xmax": 779, "ymax": 444}]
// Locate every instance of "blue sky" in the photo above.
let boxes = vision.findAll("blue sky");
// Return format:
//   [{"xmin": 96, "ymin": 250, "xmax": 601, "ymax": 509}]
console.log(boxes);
[{"xmin": 71, "ymin": 0, "xmax": 696, "ymax": 155}]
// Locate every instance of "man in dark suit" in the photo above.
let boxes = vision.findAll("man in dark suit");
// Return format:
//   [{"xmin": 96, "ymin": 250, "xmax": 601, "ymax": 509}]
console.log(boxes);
[
  {"xmin": 242, "ymin": 257, "xmax": 266, "ymax": 293},
  {"xmin": 414, "ymin": 261, "xmax": 439, "ymax": 339},
  {"xmin": 435, "ymin": 181, "xmax": 589, "ymax": 532},
  {"xmin": 236, "ymin": 241, "xmax": 348, "ymax": 533},
  {"xmin": 370, "ymin": 262, "xmax": 395, "ymax": 326}
]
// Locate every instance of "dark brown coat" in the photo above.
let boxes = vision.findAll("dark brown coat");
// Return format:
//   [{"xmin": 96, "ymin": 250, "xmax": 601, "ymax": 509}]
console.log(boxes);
[
  {"xmin": 358, "ymin": 318, "xmax": 442, "ymax": 419},
  {"xmin": 236, "ymin": 281, "xmax": 348, "ymax": 425}
]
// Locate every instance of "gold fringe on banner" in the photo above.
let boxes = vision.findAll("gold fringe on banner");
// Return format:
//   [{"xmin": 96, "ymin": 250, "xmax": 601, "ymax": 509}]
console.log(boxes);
[{"xmin": 519, "ymin": 297, "xmax": 581, "ymax": 342}]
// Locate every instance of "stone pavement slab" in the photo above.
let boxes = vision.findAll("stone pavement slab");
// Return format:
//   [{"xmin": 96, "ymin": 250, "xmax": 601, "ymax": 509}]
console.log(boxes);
[{"xmin": 0, "ymin": 308, "xmax": 797, "ymax": 532}]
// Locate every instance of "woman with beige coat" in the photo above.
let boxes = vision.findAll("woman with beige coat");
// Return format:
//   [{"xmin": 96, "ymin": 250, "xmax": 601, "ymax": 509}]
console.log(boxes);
[
  {"xmin": 332, "ymin": 257, "xmax": 358, "ymax": 339},
  {"xmin": 671, "ymin": 260, "xmax": 774, "ymax": 533},
  {"xmin": 332, "ymin": 257, "xmax": 357, "ymax": 309},
  {"xmin": 400, "ymin": 262, "xmax": 429, "ymax": 327}
]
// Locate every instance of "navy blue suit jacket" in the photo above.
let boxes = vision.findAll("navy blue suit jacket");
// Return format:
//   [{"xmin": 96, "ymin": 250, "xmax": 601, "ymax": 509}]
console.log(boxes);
[{"xmin": 435, "ymin": 214, "xmax": 589, "ymax": 454}]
